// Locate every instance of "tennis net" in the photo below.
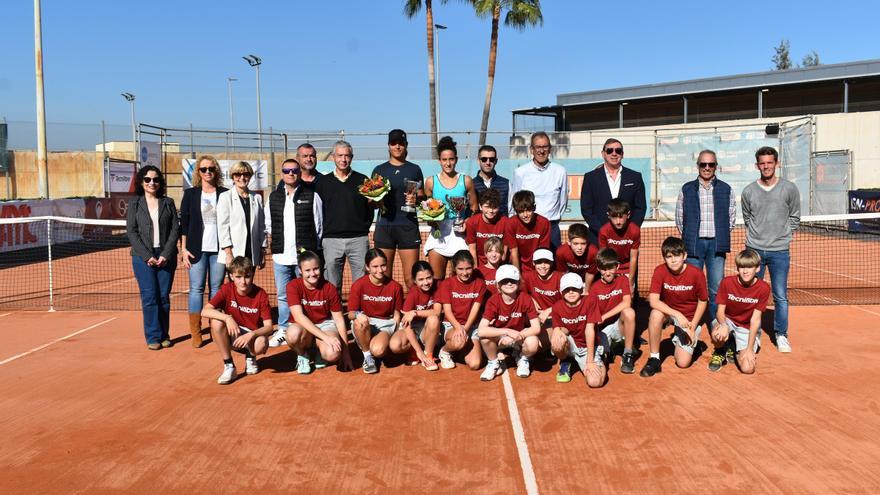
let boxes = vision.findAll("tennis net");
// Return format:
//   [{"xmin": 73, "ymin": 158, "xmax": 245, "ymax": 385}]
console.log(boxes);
[{"xmin": 1, "ymin": 213, "xmax": 878, "ymax": 311}]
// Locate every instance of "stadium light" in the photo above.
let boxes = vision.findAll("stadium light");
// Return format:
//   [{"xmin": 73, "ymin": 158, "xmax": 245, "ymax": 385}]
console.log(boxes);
[
  {"xmin": 242, "ymin": 55, "xmax": 263, "ymax": 154},
  {"xmin": 227, "ymin": 77, "xmax": 237, "ymax": 151},
  {"xmin": 121, "ymin": 93, "xmax": 136, "ymax": 160},
  {"xmin": 434, "ymin": 24, "xmax": 447, "ymax": 135}
]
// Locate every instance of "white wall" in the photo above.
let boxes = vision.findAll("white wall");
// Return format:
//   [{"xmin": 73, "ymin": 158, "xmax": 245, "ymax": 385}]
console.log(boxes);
[{"xmin": 814, "ymin": 112, "xmax": 880, "ymax": 189}]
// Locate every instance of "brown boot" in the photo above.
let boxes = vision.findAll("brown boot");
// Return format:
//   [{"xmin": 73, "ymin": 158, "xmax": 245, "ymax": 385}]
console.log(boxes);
[{"xmin": 189, "ymin": 313, "xmax": 203, "ymax": 348}]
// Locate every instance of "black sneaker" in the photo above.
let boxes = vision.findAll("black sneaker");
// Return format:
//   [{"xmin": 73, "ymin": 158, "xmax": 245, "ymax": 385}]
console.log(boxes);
[
  {"xmin": 620, "ymin": 352, "xmax": 636, "ymax": 374},
  {"xmin": 708, "ymin": 351, "xmax": 725, "ymax": 372},
  {"xmin": 639, "ymin": 357, "xmax": 661, "ymax": 377}
]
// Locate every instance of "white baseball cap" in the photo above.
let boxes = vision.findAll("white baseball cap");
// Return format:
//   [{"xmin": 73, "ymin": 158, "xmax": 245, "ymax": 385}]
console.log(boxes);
[
  {"xmin": 495, "ymin": 264, "xmax": 520, "ymax": 284},
  {"xmin": 532, "ymin": 248, "xmax": 554, "ymax": 263},
  {"xmin": 559, "ymin": 272, "xmax": 585, "ymax": 292}
]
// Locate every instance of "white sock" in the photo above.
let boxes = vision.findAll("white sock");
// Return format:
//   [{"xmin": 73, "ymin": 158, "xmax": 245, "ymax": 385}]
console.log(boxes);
[
  {"xmin": 650, "ymin": 352, "xmax": 660, "ymax": 359},
  {"xmin": 362, "ymin": 350, "xmax": 372, "ymax": 359}
]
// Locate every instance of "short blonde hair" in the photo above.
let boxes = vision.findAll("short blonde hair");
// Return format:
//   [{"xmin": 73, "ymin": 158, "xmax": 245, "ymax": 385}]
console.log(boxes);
[
  {"xmin": 483, "ymin": 236, "xmax": 503, "ymax": 254},
  {"xmin": 735, "ymin": 249, "xmax": 761, "ymax": 269},
  {"xmin": 229, "ymin": 161, "xmax": 254, "ymax": 177},
  {"xmin": 192, "ymin": 155, "xmax": 220, "ymax": 188}
]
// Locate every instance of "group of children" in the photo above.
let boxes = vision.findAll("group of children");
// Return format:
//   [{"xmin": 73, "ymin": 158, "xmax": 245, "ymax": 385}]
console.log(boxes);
[{"xmin": 202, "ymin": 189, "xmax": 771, "ymax": 386}]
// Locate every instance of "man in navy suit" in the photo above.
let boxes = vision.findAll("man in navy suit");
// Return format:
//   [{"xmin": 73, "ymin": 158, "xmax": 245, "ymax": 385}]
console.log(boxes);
[{"xmin": 579, "ymin": 138, "xmax": 647, "ymax": 245}]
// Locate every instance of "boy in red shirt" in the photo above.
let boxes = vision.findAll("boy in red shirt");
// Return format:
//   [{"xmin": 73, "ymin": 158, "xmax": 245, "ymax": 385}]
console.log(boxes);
[
  {"xmin": 708, "ymin": 249, "xmax": 771, "ymax": 374},
  {"xmin": 598, "ymin": 198, "xmax": 640, "ymax": 294},
  {"xmin": 437, "ymin": 250, "xmax": 488, "ymax": 371},
  {"xmin": 478, "ymin": 264, "xmax": 540, "ymax": 380},
  {"xmin": 556, "ymin": 223, "xmax": 598, "ymax": 289},
  {"xmin": 285, "ymin": 250, "xmax": 351, "ymax": 375},
  {"xmin": 550, "ymin": 273, "xmax": 605, "ymax": 387},
  {"xmin": 476, "ymin": 237, "xmax": 504, "ymax": 296},
  {"xmin": 202, "ymin": 256, "xmax": 273, "ymax": 385},
  {"xmin": 466, "ymin": 189, "xmax": 508, "ymax": 266},
  {"xmin": 640, "ymin": 236, "xmax": 708, "ymax": 378},
  {"xmin": 587, "ymin": 248, "xmax": 638, "ymax": 374},
  {"xmin": 505, "ymin": 190, "xmax": 551, "ymax": 273},
  {"xmin": 523, "ymin": 248, "xmax": 562, "ymax": 328}
]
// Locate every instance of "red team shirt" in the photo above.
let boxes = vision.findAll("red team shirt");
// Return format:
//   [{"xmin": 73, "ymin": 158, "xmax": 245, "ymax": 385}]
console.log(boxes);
[
  {"xmin": 209, "ymin": 282, "xmax": 272, "ymax": 331},
  {"xmin": 587, "ymin": 274, "xmax": 631, "ymax": 328},
  {"xmin": 716, "ymin": 276, "xmax": 771, "ymax": 328},
  {"xmin": 286, "ymin": 279, "xmax": 342, "ymax": 324},
  {"xmin": 649, "ymin": 263, "xmax": 708, "ymax": 320},
  {"xmin": 522, "ymin": 270, "xmax": 563, "ymax": 310},
  {"xmin": 504, "ymin": 214, "xmax": 551, "ymax": 271},
  {"xmin": 403, "ymin": 282, "xmax": 440, "ymax": 312},
  {"xmin": 465, "ymin": 214, "xmax": 507, "ymax": 266},
  {"xmin": 598, "ymin": 222, "xmax": 641, "ymax": 273},
  {"xmin": 476, "ymin": 265, "xmax": 499, "ymax": 295},
  {"xmin": 437, "ymin": 276, "xmax": 488, "ymax": 324},
  {"xmin": 348, "ymin": 276, "xmax": 404, "ymax": 319},
  {"xmin": 555, "ymin": 243, "xmax": 599, "ymax": 278},
  {"xmin": 551, "ymin": 297, "xmax": 602, "ymax": 348},
  {"xmin": 483, "ymin": 291, "xmax": 538, "ymax": 331}
]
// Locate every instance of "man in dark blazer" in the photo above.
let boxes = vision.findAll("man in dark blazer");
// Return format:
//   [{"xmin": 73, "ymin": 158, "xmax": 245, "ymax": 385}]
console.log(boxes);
[{"xmin": 579, "ymin": 138, "xmax": 647, "ymax": 245}]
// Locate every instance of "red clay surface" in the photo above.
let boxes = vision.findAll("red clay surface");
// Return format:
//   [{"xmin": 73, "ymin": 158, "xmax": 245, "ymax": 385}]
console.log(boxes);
[{"xmin": 1, "ymin": 306, "xmax": 879, "ymax": 493}]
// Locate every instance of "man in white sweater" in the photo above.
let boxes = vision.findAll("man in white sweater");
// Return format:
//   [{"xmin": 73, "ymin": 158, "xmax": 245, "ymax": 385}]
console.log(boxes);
[
  {"xmin": 510, "ymin": 131, "xmax": 568, "ymax": 251},
  {"xmin": 741, "ymin": 146, "xmax": 800, "ymax": 353}
]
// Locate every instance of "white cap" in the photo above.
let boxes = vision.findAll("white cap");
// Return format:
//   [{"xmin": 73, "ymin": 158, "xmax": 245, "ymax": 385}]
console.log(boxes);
[
  {"xmin": 559, "ymin": 272, "xmax": 585, "ymax": 292},
  {"xmin": 532, "ymin": 248, "xmax": 554, "ymax": 263},
  {"xmin": 495, "ymin": 264, "xmax": 520, "ymax": 284}
]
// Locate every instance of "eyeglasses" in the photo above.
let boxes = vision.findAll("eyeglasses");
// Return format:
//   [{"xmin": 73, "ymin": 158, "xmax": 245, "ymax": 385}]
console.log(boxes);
[
  {"xmin": 605, "ymin": 147, "xmax": 624, "ymax": 155},
  {"xmin": 479, "ymin": 156, "xmax": 498, "ymax": 163},
  {"xmin": 198, "ymin": 167, "xmax": 217, "ymax": 173},
  {"xmin": 531, "ymin": 145, "xmax": 550, "ymax": 151},
  {"xmin": 698, "ymin": 162, "xmax": 718, "ymax": 168},
  {"xmin": 282, "ymin": 167, "xmax": 300, "ymax": 175},
  {"xmin": 143, "ymin": 177, "xmax": 162, "ymax": 184},
  {"xmin": 232, "ymin": 173, "xmax": 252, "ymax": 179}
]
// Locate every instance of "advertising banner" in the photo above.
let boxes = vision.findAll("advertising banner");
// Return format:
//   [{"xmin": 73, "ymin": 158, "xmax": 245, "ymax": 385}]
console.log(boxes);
[
  {"xmin": 140, "ymin": 141, "xmax": 161, "ymax": 169},
  {"xmin": 848, "ymin": 190, "xmax": 880, "ymax": 234},
  {"xmin": 182, "ymin": 159, "xmax": 269, "ymax": 190},
  {"xmin": 108, "ymin": 162, "xmax": 137, "ymax": 193},
  {"xmin": 0, "ymin": 199, "xmax": 86, "ymax": 253}
]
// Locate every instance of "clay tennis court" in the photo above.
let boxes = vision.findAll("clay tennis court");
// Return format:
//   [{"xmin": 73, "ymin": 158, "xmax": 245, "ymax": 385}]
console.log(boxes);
[{"xmin": 2, "ymin": 304, "xmax": 879, "ymax": 493}]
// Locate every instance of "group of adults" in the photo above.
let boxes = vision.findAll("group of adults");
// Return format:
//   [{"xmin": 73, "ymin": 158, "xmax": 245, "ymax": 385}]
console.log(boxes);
[{"xmin": 126, "ymin": 129, "xmax": 799, "ymax": 353}]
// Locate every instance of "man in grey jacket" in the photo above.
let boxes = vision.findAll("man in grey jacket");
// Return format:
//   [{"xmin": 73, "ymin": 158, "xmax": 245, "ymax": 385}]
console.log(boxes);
[{"xmin": 741, "ymin": 146, "xmax": 800, "ymax": 353}]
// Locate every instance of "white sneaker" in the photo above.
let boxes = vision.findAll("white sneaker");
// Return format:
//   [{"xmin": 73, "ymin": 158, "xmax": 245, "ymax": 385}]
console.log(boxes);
[
  {"xmin": 438, "ymin": 349, "xmax": 456, "ymax": 369},
  {"xmin": 245, "ymin": 356, "xmax": 259, "ymax": 375},
  {"xmin": 516, "ymin": 356, "xmax": 531, "ymax": 378},
  {"xmin": 480, "ymin": 360, "xmax": 502, "ymax": 381},
  {"xmin": 776, "ymin": 335, "xmax": 792, "ymax": 353},
  {"xmin": 268, "ymin": 327, "xmax": 287, "ymax": 348},
  {"xmin": 217, "ymin": 363, "xmax": 237, "ymax": 384}
]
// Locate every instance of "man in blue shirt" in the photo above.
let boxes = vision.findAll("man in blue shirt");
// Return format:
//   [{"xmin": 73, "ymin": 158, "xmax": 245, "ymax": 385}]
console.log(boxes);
[{"xmin": 472, "ymin": 145, "xmax": 510, "ymax": 217}]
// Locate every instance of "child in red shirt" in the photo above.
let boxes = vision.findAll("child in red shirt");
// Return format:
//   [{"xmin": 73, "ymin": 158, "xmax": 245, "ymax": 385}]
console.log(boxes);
[
  {"xmin": 505, "ymin": 190, "xmax": 551, "ymax": 273},
  {"xmin": 478, "ymin": 264, "xmax": 540, "ymax": 380},
  {"xmin": 436, "ymin": 250, "xmax": 488, "ymax": 371},
  {"xmin": 348, "ymin": 249, "xmax": 404, "ymax": 374},
  {"xmin": 598, "ymin": 198, "xmax": 640, "ymax": 294},
  {"xmin": 476, "ymin": 236, "xmax": 504, "ymax": 296},
  {"xmin": 202, "ymin": 256, "xmax": 273, "ymax": 385},
  {"xmin": 587, "ymin": 248, "xmax": 637, "ymax": 374},
  {"xmin": 708, "ymin": 249, "xmax": 771, "ymax": 374},
  {"xmin": 285, "ymin": 250, "xmax": 351, "ymax": 374},
  {"xmin": 522, "ymin": 248, "xmax": 562, "ymax": 328},
  {"xmin": 395, "ymin": 261, "xmax": 442, "ymax": 371},
  {"xmin": 556, "ymin": 223, "xmax": 598, "ymax": 289},
  {"xmin": 466, "ymin": 188, "xmax": 508, "ymax": 266},
  {"xmin": 640, "ymin": 237, "xmax": 708, "ymax": 378},
  {"xmin": 550, "ymin": 273, "xmax": 604, "ymax": 387}
]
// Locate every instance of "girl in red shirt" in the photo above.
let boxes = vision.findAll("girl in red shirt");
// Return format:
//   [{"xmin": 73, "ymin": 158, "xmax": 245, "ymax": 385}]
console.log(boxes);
[
  {"xmin": 476, "ymin": 236, "xmax": 504, "ymax": 296},
  {"xmin": 437, "ymin": 250, "xmax": 487, "ymax": 371},
  {"xmin": 393, "ymin": 261, "xmax": 441, "ymax": 371},
  {"xmin": 348, "ymin": 249, "xmax": 404, "ymax": 374}
]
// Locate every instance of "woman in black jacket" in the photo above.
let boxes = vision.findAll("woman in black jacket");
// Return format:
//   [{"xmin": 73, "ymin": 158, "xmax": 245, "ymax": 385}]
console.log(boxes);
[
  {"xmin": 179, "ymin": 156, "xmax": 228, "ymax": 347},
  {"xmin": 127, "ymin": 165, "xmax": 179, "ymax": 350}
]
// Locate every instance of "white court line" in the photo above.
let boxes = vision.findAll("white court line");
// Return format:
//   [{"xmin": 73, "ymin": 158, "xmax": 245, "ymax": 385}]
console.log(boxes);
[
  {"xmin": 791, "ymin": 261, "xmax": 878, "ymax": 284},
  {"xmin": 0, "ymin": 313, "xmax": 11, "ymax": 318},
  {"xmin": 0, "ymin": 317, "xmax": 117, "ymax": 366},
  {"xmin": 791, "ymin": 288, "xmax": 840, "ymax": 304},
  {"xmin": 853, "ymin": 306, "xmax": 880, "ymax": 318},
  {"xmin": 501, "ymin": 371, "xmax": 539, "ymax": 495}
]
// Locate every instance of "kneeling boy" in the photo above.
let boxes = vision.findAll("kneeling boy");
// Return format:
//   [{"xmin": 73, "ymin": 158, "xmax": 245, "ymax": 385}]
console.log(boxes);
[
  {"xmin": 550, "ymin": 273, "xmax": 605, "ymax": 387},
  {"xmin": 587, "ymin": 248, "xmax": 637, "ymax": 374}
]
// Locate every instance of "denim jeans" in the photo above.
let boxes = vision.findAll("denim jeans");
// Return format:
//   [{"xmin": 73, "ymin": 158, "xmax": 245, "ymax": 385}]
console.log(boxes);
[
  {"xmin": 187, "ymin": 251, "xmax": 226, "ymax": 314},
  {"xmin": 685, "ymin": 238, "xmax": 727, "ymax": 323},
  {"xmin": 549, "ymin": 220, "xmax": 562, "ymax": 253},
  {"xmin": 749, "ymin": 247, "xmax": 790, "ymax": 337},
  {"xmin": 132, "ymin": 248, "xmax": 176, "ymax": 344},
  {"xmin": 273, "ymin": 261, "xmax": 301, "ymax": 329}
]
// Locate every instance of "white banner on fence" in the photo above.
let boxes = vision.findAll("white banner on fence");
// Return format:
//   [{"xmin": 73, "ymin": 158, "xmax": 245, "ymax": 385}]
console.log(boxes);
[
  {"xmin": 181, "ymin": 159, "xmax": 269, "ymax": 189},
  {"xmin": 0, "ymin": 199, "xmax": 86, "ymax": 253},
  {"xmin": 140, "ymin": 141, "xmax": 161, "ymax": 168},
  {"xmin": 108, "ymin": 163, "xmax": 137, "ymax": 193}
]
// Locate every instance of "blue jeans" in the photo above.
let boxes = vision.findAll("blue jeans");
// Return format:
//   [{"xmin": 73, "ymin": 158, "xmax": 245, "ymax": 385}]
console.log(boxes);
[
  {"xmin": 749, "ymin": 247, "xmax": 790, "ymax": 337},
  {"xmin": 273, "ymin": 262, "xmax": 301, "ymax": 329},
  {"xmin": 132, "ymin": 249, "xmax": 176, "ymax": 344},
  {"xmin": 187, "ymin": 252, "xmax": 226, "ymax": 314},
  {"xmin": 549, "ymin": 220, "xmax": 561, "ymax": 253},
  {"xmin": 685, "ymin": 238, "xmax": 727, "ymax": 323}
]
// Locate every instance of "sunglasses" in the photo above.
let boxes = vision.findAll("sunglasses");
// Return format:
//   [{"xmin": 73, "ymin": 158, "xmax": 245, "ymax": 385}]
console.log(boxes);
[
  {"xmin": 282, "ymin": 167, "xmax": 300, "ymax": 175},
  {"xmin": 698, "ymin": 162, "xmax": 718, "ymax": 168},
  {"xmin": 605, "ymin": 147, "xmax": 624, "ymax": 155},
  {"xmin": 479, "ymin": 156, "xmax": 498, "ymax": 163},
  {"xmin": 499, "ymin": 279, "xmax": 518, "ymax": 286},
  {"xmin": 199, "ymin": 167, "xmax": 217, "ymax": 173},
  {"xmin": 232, "ymin": 173, "xmax": 252, "ymax": 179},
  {"xmin": 143, "ymin": 177, "xmax": 162, "ymax": 184}
]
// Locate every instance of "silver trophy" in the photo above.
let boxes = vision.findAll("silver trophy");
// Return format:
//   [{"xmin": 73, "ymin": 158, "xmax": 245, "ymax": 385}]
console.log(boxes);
[
  {"xmin": 446, "ymin": 195, "xmax": 468, "ymax": 233},
  {"xmin": 401, "ymin": 179, "xmax": 420, "ymax": 213}
]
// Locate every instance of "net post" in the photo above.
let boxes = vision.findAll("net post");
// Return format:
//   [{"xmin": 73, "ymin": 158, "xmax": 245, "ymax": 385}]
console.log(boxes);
[{"xmin": 47, "ymin": 217, "xmax": 56, "ymax": 312}]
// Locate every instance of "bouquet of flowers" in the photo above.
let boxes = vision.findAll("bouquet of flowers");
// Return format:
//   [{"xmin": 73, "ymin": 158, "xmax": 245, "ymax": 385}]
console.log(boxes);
[
  {"xmin": 358, "ymin": 174, "xmax": 391, "ymax": 202},
  {"xmin": 417, "ymin": 198, "xmax": 447, "ymax": 238}
]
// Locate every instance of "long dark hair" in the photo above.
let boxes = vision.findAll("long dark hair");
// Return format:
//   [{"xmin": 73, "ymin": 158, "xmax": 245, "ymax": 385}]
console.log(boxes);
[{"xmin": 134, "ymin": 165, "xmax": 166, "ymax": 197}]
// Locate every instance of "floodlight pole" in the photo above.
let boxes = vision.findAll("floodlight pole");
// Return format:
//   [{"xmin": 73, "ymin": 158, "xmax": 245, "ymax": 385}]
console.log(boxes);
[
  {"xmin": 434, "ymin": 24, "xmax": 447, "ymax": 136},
  {"xmin": 121, "ymin": 93, "xmax": 136, "ymax": 161},
  {"xmin": 243, "ymin": 55, "xmax": 263, "ymax": 154},
  {"xmin": 34, "ymin": 0, "xmax": 49, "ymax": 198},
  {"xmin": 227, "ymin": 77, "xmax": 237, "ymax": 151}
]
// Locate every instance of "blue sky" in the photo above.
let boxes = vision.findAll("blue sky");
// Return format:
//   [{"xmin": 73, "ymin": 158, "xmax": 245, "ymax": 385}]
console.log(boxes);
[{"xmin": 2, "ymin": 0, "xmax": 879, "ymax": 139}]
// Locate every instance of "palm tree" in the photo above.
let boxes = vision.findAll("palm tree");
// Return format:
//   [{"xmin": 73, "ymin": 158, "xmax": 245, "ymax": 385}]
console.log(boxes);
[
  {"xmin": 471, "ymin": 0, "xmax": 543, "ymax": 146},
  {"xmin": 404, "ymin": 0, "xmax": 443, "ymax": 157}
]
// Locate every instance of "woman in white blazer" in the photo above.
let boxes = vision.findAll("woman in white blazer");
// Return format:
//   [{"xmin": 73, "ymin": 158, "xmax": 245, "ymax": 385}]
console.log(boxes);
[{"xmin": 216, "ymin": 161, "xmax": 266, "ymax": 269}]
